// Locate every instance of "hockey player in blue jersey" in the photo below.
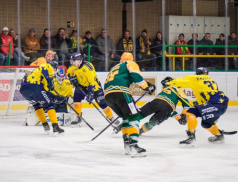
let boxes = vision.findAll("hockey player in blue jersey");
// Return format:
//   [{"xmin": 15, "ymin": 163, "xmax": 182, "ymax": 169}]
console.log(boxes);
[{"xmin": 166, "ymin": 67, "xmax": 229, "ymax": 147}]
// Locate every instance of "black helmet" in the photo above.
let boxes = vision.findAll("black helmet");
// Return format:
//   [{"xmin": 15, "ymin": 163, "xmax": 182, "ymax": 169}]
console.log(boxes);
[
  {"xmin": 196, "ymin": 67, "xmax": 209, "ymax": 75},
  {"xmin": 161, "ymin": 77, "xmax": 173, "ymax": 87},
  {"xmin": 48, "ymin": 60, "xmax": 59, "ymax": 70}
]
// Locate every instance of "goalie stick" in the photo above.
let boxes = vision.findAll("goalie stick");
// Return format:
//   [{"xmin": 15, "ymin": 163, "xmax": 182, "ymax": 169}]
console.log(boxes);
[
  {"xmin": 54, "ymin": 89, "xmax": 94, "ymax": 131},
  {"xmin": 91, "ymin": 92, "xmax": 148, "ymax": 141}
]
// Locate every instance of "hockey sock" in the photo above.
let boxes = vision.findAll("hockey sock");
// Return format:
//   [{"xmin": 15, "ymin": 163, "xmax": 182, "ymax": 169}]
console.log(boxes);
[
  {"xmin": 206, "ymin": 124, "xmax": 220, "ymax": 135},
  {"xmin": 103, "ymin": 106, "xmax": 113, "ymax": 119},
  {"xmin": 47, "ymin": 109, "xmax": 58, "ymax": 124},
  {"xmin": 186, "ymin": 112, "xmax": 198, "ymax": 133},
  {"xmin": 74, "ymin": 102, "xmax": 82, "ymax": 116},
  {"xmin": 127, "ymin": 114, "xmax": 141, "ymax": 144},
  {"xmin": 141, "ymin": 117, "xmax": 156, "ymax": 133},
  {"xmin": 121, "ymin": 117, "xmax": 129, "ymax": 136},
  {"xmin": 35, "ymin": 108, "xmax": 47, "ymax": 124}
]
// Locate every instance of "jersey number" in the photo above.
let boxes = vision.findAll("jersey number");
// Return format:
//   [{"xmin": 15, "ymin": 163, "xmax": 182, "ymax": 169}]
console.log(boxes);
[
  {"xmin": 200, "ymin": 81, "xmax": 217, "ymax": 102},
  {"xmin": 105, "ymin": 67, "xmax": 119, "ymax": 84}
]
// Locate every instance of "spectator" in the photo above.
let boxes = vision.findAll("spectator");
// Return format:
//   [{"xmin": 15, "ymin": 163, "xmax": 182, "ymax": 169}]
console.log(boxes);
[
  {"xmin": 23, "ymin": 28, "xmax": 42, "ymax": 65},
  {"xmin": 152, "ymin": 31, "xmax": 167, "ymax": 70},
  {"xmin": 39, "ymin": 29, "xmax": 56, "ymax": 56},
  {"xmin": 174, "ymin": 33, "xmax": 191, "ymax": 69},
  {"xmin": 228, "ymin": 32, "xmax": 238, "ymax": 69},
  {"xmin": 117, "ymin": 30, "xmax": 133, "ymax": 56},
  {"xmin": 187, "ymin": 33, "xmax": 199, "ymax": 54},
  {"xmin": 9, "ymin": 29, "xmax": 30, "ymax": 63},
  {"xmin": 136, "ymin": 29, "xmax": 156, "ymax": 70},
  {"xmin": 215, "ymin": 33, "xmax": 225, "ymax": 69},
  {"xmin": 96, "ymin": 29, "xmax": 120, "ymax": 71},
  {"xmin": 82, "ymin": 31, "xmax": 100, "ymax": 67},
  {"xmin": 54, "ymin": 28, "xmax": 72, "ymax": 66},
  {"xmin": 0, "ymin": 27, "xmax": 18, "ymax": 65},
  {"xmin": 70, "ymin": 29, "xmax": 85, "ymax": 54},
  {"xmin": 198, "ymin": 33, "xmax": 216, "ymax": 68}
]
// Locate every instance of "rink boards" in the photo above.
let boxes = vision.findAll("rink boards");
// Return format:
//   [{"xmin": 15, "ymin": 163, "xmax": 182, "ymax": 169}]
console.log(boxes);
[{"xmin": 0, "ymin": 71, "xmax": 238, "ymax": 116}]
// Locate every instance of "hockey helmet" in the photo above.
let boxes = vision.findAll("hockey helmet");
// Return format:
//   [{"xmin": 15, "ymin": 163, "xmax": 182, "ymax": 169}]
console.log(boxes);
[
  {"xmin": 70, "ymin": 52, "xmax": 84, "ymax": 66},
  {"xmin": 56, "ymin": 68, "xmax": 65, "ymax": 83},
  {"xmin": 45, "ymin": 50, "xmax": 55, "ymax": 62},
  {"xmin": 196, "ymin": 67, "xmax": 209, "ymax": 75},
  {"xmin": 48, "ymin": 60, "xmax": 59, "ymax": 75},
  {"xmin": 161, "ymin": 76, "xmax": 173, "ymax": 87},
  {"xmin": 120, "ymin": 52, "xmax": 133, "ymax": 63}
]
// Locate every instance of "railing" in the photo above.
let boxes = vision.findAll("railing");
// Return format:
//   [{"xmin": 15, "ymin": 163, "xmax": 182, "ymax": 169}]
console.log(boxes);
[{"xmin": 164, "ymin": 44, "xmax": 238, "ymax": 71}]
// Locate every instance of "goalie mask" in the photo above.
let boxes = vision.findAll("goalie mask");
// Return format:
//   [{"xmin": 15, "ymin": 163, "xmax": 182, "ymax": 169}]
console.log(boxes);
[
  {"xmin": 70, "ymin": 52, "xmax": 83, "ymax": 67},
  {"xmin": 45, "ymin": 50, "xmax": 55, "ymax": 62},
  {"xmin": 56, "ymin": 68, "xmax": 65, "ymax": 84}
]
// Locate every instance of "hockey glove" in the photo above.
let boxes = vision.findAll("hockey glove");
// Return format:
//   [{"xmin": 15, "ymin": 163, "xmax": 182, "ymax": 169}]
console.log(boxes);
[
  {"xmin": 178, "ymin": 114, "xmax": 187, "ymax": 125},
  {"xmin": 144, "ymin": 81, "xmax": 156, "ymax": 95},
  {"xmin": 47, "ymin": 77, "xmax": 54, "ymax": 91},
  {"xmin": 68, "ymin": 76, "xmax": 78, "ymax": 87},
  {"xmin": 54, "ymin": 95, "xmax": 68, "ymax": 104},
  {"xmin": 86, "ymin": 91, "xmax": 94, "ymax": 103}
]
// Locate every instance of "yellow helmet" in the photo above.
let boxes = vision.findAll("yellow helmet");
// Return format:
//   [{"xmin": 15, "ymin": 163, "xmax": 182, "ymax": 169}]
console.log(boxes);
[
  {"xmin": 120, "ymin": 52, "xmax": 133, "ymax": 63},
  {"xmin": 46, "ymin": 50, "xmax": 55, "ymax": 57}
]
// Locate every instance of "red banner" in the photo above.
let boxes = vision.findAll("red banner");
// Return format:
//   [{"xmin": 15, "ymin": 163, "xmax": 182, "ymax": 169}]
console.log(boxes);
[{"xmin": 0, "ymin": 80, "xmax": 11, "ymax": 101}]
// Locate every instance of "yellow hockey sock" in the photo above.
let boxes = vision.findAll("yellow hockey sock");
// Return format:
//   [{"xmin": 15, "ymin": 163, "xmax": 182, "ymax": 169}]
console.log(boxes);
[
  {"xmin": 121, "ymin": 128, "xmax": 128, "ymax": 136},
  {"xmin": 103, "ymin": 106, "xmax": 113, "ymax": 119},
  {"xmin": 35, "ymin": 108, "xmax": 47, "ymax": 124},
  {"xmin": 186, "ymin": 113, "xmax": 198, "ymax": 133},
  {"xmin": 207, "ymin": 124, "xmax": 220, "ymax": 135},
  {"xmin": 74, "ymin": 102, "xmax": 82, "ymax": 116},
  {"xmin": 47, "ymin": 109, "xmax": 58, "ymax": 124}
]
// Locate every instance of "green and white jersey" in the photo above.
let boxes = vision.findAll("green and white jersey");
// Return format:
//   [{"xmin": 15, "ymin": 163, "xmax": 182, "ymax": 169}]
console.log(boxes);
[{"xmin": 104, "ymin": 61, "xmax": 148, "ymax": 96}]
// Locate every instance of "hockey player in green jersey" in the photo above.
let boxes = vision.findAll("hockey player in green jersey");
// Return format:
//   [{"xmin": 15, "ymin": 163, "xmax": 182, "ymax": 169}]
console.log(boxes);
[
  {"xmin": 139, "ymin": 77, "xmax": 191, "ymax": 135},
  {"xmin": 104, "ymin": 52, "xmax": 156, "ymax": 157},
  {"xmin": 166, "ymin": 67, "xmax": 229, "ymax": 147}
]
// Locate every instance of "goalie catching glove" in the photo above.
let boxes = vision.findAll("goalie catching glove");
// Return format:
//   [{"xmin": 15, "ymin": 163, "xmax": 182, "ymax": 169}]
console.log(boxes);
[{"xmin": 143, "ymin": 81, "xmax": 156, "ymax": 95}]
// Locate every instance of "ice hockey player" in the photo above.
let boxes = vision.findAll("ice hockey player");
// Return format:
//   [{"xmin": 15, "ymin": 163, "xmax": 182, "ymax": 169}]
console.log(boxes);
[
  {"xmin": 30, "ymin": 50, "xmax": 55, "ymax": 66},
  {"xmin": 139, "ymin": 77, "xmax": 191, "ymax": 135},
  {"xmin": 20, "ymin": 60, "xmax": 65, "ymax": 135},
  {"xmin": 166, "ymin": 67, "xmax": 229, "ymax": 147},
  {"xmin": 67, "ymin": 52, "xmax": 120, "ymax": 129},
  {"xmin": 104, "ymin": 52, "xmax": 156, "ymax": 157}
]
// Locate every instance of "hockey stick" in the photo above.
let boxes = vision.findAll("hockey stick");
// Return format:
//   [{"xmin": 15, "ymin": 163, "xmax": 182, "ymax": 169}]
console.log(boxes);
[
  {"xmin": 91, "ymin": 92, "xmax": 148, "ymax": 141},
  {"xmin": 222, "ymin": 130, "xmax": 237, "ymax": 135},
  {"xmin": 75, "ymin": 85, "xmax": 120, "ymax": 132},
  {"xmin": 53, "ymin": 89, "xmax": 94, "ymax": 131}
]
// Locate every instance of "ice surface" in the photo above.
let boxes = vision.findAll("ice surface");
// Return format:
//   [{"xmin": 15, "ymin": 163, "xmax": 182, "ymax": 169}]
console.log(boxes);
[{"xmin": 0, "ymin": 107, "xmax": 237, "ymax": 182}]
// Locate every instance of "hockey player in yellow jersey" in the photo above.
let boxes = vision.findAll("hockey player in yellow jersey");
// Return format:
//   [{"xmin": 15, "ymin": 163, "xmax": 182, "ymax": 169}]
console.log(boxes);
[
  {"xmin": 166, "ymin": 67, "xmax": 229, "ymax": 146},
  {"xmin": 67, "ymin": 52, "xmax": 120, "ymax": 128},
  {"xmin": 30, "ymin": 50, "xmax": 55, "ymax": 66},
  {"xmin": 20, "ymin": 60, "xmax": 65, "ymax": 134}
]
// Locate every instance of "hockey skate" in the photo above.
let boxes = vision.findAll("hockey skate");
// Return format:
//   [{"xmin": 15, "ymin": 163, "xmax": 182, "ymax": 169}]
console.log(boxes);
[
  {"xmin": 139, "ymin": 128, "xmax": 144, "ymax": 135},
  {"xmin": 130, "ymin": 143, "xmax": 146, "ymax": 157},
  {"xmin": 52, "ymin": 123, "xmax": 64, "ymax": 136},
  {"xmin": 123, "ymin": 134, "xmax": 130, "ymax": 155},
  {"xmin": 180, "ymin": 130, "xmax": 198, "ymax": 147},
  {"xmin": 42, "ymin": 122, "xmax": 50, "ymax": 134},
  {"xmin": 208, "ymin": 130, "xmax": 224, "ymax": 142},
  {"xmin": 110, "ymin": 117, "xmax": 121, "ymax": 134},
  {"xmin": 71, "ymin": 115, "xmax": 82, "ymax": 127}
]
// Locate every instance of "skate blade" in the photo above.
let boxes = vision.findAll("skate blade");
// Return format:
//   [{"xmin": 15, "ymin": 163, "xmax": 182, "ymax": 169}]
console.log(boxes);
[
  {"xmin": 53, "ymin": 132, "xmax": 64, "ymax": 137},
  {"xmin": 179, "ymin": 142, "xmax": 198, "ymax": 148},
  {"xmin": 131, "ymin": 153, "xmax": 146, "ymax": 158}
]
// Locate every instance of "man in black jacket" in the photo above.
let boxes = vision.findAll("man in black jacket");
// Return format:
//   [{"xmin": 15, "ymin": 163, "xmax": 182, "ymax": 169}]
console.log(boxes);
[
  {"xmin": 54, "ymin": 28, "xmax": 72, "ymax": 66},
  {"xmin": 228, "ymin": 32, "xmax": 238, "ymax": 69}
]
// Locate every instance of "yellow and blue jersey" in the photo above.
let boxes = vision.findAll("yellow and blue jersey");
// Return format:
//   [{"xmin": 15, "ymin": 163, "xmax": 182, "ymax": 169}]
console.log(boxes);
[
  {"xmin": 67, "ymin": 61, "xmax": 101, "ymax": 92},
  {"xmin": 167, "ymin": 75, "xmax": 229, "ymax": 105},
  {"xmin": 51, "ymin": 78, "xmax": 74, "ymax": 98},
  {"xmin": 21, "ymin": 63, "xmax": 55, "ymax": 91}
]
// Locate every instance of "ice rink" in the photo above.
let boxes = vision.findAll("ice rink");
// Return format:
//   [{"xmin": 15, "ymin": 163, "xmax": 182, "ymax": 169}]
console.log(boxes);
[{"xmin": 0, "ymin": 107, "xmax": 237, "ymax": 182}]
